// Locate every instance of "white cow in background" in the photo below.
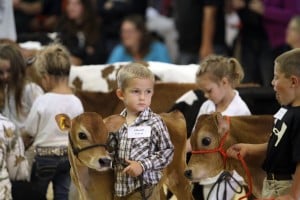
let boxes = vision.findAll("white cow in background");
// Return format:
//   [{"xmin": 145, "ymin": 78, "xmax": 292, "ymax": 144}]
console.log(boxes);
[{"xmin": 69, "ymin": 61, "xmax": 198, "ymax": 92}]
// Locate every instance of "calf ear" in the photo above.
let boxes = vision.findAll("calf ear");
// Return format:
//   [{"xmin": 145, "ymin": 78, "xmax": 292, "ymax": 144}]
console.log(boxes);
[
  {"xmin": 104, "ymin": 115, "xmax": 126, "ymax": 132},
  {"xmin": 214, "ymin": 112, "xmax": 229, "ymax": 136},
  {"xmin": 55, "ymin": 114, "xmax": 71, "ymax": 132}
]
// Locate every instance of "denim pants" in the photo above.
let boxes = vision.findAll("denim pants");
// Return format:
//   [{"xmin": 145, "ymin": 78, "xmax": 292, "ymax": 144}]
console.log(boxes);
[{"xmin": 30, "ymin": 155, "xmax": 71, "ymax": 200}]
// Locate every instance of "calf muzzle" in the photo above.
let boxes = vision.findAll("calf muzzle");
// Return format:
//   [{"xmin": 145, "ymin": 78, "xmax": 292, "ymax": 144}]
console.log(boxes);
[{"xmin": 99, "ymin": 158, "xmax": 112, "ymax": 168}]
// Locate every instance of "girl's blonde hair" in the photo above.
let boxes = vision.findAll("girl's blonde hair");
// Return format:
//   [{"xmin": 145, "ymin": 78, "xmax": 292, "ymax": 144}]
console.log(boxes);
[
  {"xmin": 275, "ymin": 48, "xmax": 300, "ymax": 78},
  {"xmin": 116, "ymin": 62, "xmax": 155, "ymax": 90},
  {"xmin": 196, "ymin": 55, "xmax": 244, "ymax": 88},
  {"xmin": 34, "ymin": 43, "xmax": 71, "ymax": 77}
]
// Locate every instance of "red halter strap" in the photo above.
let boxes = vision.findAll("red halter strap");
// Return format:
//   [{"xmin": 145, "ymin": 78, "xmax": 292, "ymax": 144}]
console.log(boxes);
[{"xmin": 191, "ymin": 116, "xmax": 230, "ymax": 167}]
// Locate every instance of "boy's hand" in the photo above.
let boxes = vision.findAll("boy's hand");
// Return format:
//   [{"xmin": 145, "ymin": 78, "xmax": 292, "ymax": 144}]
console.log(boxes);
[
  {"xmin": 226, "ymin": 143, "xmax": 248, "ymax": 160},
  {"xmin": 123, "ymin": 159, "xmax": 143, "ymax": 177}
]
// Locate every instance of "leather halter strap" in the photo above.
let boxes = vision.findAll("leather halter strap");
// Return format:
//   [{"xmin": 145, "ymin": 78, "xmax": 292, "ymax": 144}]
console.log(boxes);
[{"xmin": 68, "ymin": 134, "xmax": 108, "ymax": 157}]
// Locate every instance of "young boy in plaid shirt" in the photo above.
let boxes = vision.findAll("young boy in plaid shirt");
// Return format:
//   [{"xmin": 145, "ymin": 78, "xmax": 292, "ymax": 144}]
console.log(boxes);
[{"xmin": 112, "ymin": 62, "xmax": 174, "ymax": 199}]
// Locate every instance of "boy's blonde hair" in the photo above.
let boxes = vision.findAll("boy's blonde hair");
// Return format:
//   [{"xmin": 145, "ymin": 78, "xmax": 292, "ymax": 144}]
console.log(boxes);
[
  {"xmin": 34, "ymin": 43, "xmax": 71, "ymax": 77},
  {"xmin": 116, "ymin": 62, "xmax": 155, "ymax": 90},
  {"xmin": 196, "ymin": 55, "xmax": 244, "ymax": 88},
  {"xmin": 275, "ymin": 48, "xmax": 300, "ymax": 78}
]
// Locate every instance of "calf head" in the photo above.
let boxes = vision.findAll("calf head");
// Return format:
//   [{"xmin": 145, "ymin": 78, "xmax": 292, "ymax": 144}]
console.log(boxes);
[
  {"xmin": 185, "ymin": 112, "xmax": 229, "ymax": 181},
  {"xmin": 56, "ymin": 112, "xmax": 125, "ymax": 200},
  {"xmin": 185, "ymin": 113, "xmax": 273, "ymax": 198},
  {"xmin": 55, "ymin": 112, "xmax": 124, "ymax": 171}
]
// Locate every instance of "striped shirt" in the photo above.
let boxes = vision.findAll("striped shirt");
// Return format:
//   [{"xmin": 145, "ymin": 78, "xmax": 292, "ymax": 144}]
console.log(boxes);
[{"xmin": 113, "ymin": 107, "xmax": 174, "ymax": 197}]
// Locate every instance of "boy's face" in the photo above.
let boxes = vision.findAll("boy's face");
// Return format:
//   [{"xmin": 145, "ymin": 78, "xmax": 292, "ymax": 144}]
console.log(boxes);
[
  {"xmin": 117, "ymin": 78, "xmax": 154, "ymax": 114},
  {"xmin": 272, "ymin": 63, "xmax": 295, "ymax": 106}
]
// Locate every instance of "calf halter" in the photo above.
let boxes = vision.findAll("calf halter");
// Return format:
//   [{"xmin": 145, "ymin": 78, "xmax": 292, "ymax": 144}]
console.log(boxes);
[
  {"xmin": 191, "ymin": 116, "xmax": 253, "ymax": 200},
  {"xmin": 68, "ymin": 134, "xmax": 108, "ymax": 157},
  {"xmin": 191, "ymin": 116, "xmax": 230, "ymax": 167}
]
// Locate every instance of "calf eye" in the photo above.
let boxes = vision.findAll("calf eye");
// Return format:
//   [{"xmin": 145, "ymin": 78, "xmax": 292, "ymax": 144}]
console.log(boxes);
[
  {"xmin": 78, "ymin": 132, "xmax": 88, "ymax": 140},
  {"xmin": 202, "ymin": 137, "xmax": 211, "ymax": 146}
]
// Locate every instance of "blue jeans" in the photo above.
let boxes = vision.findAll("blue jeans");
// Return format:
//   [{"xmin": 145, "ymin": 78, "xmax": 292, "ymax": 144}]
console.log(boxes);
[{"xmin": 31, "ymin": 155, "xmax": 71, "ymax": 200}]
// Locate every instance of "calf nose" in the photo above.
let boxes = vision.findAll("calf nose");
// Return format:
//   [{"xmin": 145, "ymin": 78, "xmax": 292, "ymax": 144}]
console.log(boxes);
[
  {"xmin": 99, "ymin": 158, "xmax": 112, "ymax": 167},
  {"xmin": 184, "ymin": 169, "xmax": 192, "ymax": 179}
]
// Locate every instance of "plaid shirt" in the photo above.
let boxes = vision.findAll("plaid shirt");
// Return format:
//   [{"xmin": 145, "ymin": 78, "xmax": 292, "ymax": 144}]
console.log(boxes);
[{"xmin": 113, "ymin": 107, "xmax": 174, "ymax": 197}]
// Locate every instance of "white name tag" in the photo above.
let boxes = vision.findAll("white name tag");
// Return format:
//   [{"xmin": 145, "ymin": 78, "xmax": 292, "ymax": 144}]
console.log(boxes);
[
  {"xmin": 274, "ymin": 107, "xmax": 287, "ymax": 120},
  {"xmin": 128, "ymin": 126, "xmax": 151, "ymax": 138}
]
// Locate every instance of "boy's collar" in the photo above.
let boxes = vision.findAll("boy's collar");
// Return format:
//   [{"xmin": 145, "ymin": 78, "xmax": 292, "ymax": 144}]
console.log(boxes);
[{"xmin": 120, "ymin": 107, "xmax": 152, "ymax": 125}]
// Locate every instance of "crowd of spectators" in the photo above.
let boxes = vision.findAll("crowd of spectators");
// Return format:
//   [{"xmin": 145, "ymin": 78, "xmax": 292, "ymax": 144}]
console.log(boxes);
[{"xmin": 1, "ymin": 0, "xmax": 299, "ymax": 87}]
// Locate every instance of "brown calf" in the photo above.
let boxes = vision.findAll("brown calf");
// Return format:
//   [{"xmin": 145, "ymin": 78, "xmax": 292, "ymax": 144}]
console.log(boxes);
[
  {"xmin": 185, "ymin": 113, "xmax": 274, "ymax": 199},
  {"xmin": 56, "ymin": 112, "xmax": 125, "ymax": 200},
  {"xmin": 56, "ymin": 111, "xmax": 193, "ymax": 200},
  {"xmin": 158, "ymin": 111, "xmax": 194, "ymax": 200}
]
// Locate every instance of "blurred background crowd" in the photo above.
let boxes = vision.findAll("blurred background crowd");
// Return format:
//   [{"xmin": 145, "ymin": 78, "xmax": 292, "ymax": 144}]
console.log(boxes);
[{"xmin": 1, "ymin": 0, "xmax": 300, "ymax": 87}]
